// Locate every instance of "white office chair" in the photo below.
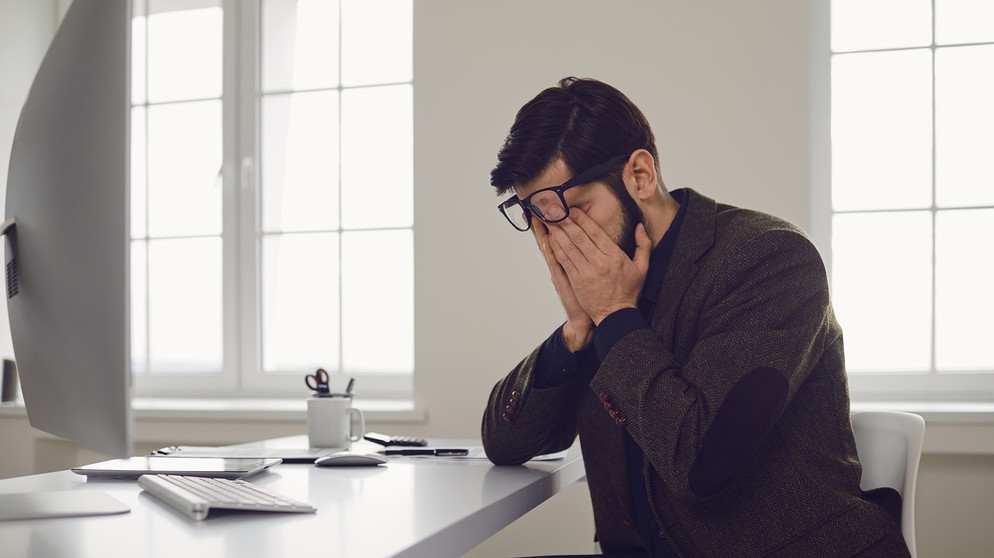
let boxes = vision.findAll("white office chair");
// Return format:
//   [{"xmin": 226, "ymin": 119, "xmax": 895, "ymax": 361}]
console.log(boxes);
[
  {"xmin": 851, "ymin": 411, "xmax": 926, "ymax": 558},
  {"xmin": 594, "ymin": 411, "xmax": 927, "ymax": 556}
]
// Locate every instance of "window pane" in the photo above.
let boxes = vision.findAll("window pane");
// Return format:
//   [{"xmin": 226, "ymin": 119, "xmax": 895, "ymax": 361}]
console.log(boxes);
[
  {"xmin": 146, "ymin": 2, "xmax": 222, "ymax": 103},
  {"xmin": 262, "ymin": 91, "xmax": 340, "ymax": 232},
  {"xmin": 341, "ymin": 84, "xmax": 413, "ymax": 229},
  {"xmin": 262, "ymin": 233, "xmax": 341, "ymax": 372},
  {"xmin": 131, "ymin": 12, "xmax": 147, "ymax": 105},
  {"xmin": 131, "ymin": 241, "xmax": 148, "ymax": 374},
  {"xmin": 935, "ymin": 209, "xmax": 994, "ymax": 371},
  {"xmin": 936, "ymin": 0, "xmax": 994, "ymax": 45},
  {"xmin": 831, "ymin": 50, "xmax": 933, "ymax": 211},
  {"xmin": 147, "ymin": 238, "xmax": 223, "ymax": 373},
  {"xmin": 832, "ymin": 212, "xmax": 932, "ymax": 372},
  {"xmin": 935, "ymin": 45, "xmax": 994, "ymax": 207},
  {"xmin": 341, "ymin": 230, "xmax": 412, "ymax": 373},
  {"xmin": 131, "ymin": 107, "xmax": 147, "ymax": 238},
  {"xmin": 831, "ymin": 0, "xmax": 931, "ymax": 52},
  {"xmin": 341, "ymin": 0, "xmax": 412, "ymax": 86},
  {"xmin": 147, "ymin": 101, "xmax": 223, "ymax": 237},
  {"xmin": 262, "ymin": 0, "xmax": 340, "ymax": 92}
]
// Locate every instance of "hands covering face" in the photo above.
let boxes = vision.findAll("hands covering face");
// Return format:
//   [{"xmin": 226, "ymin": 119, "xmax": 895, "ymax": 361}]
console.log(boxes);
[{"xmin": 532, "ymin": 208, "xmax": 652, "ymax": 352}]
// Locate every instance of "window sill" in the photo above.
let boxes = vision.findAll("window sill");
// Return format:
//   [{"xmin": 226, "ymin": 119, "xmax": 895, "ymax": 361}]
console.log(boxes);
[
  {"xmin": 4, "ymin": 398, "xmax": 990, "ymax": 425},
  {"xmin": 850, "ymin": 400, "xmax": 994, "ymax": 425},
  {"xmin": 0, "ymin": 397, "xmax": 426, "ymax": 423},
  {"xmin": 134, "ymin": 397, "xmax": 425, "ymax": 423}
]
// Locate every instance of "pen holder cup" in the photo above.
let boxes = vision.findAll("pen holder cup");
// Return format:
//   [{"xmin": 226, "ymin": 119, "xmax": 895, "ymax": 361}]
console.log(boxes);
[{"xmin": 307, "ymin": 396, "xmax": 365, "ymax": 448}]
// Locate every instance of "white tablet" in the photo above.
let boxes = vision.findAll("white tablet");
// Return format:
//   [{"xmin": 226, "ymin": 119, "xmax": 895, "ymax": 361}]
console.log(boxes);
[{"xmin": 71, "ymin": 457, "xmax": 282, "ymax": 480}]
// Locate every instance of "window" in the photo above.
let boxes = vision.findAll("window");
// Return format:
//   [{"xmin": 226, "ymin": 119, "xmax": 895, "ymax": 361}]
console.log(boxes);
[
  {"xmin": 129, "ymin": 0, "xmax": 414, "ymax": 400},
  {"xmin": 825, "ymin": 0, "xmax": 994, "ymax": 400}
]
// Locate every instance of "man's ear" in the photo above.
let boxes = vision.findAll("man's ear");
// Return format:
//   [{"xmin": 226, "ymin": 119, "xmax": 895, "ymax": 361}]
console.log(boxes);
[{"xmin": 626, "ymin": 149, "xmax": 657, "ymax": 202}]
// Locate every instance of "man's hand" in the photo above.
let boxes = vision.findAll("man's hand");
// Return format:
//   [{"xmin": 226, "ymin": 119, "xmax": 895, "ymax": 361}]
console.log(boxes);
[
  {"xmin": 546, "ymin": 208, "xmax": 652, "ymax": 325},
  {"xmin": 532, "ymin": 217, "xmax": 595, "ymax": 352}
]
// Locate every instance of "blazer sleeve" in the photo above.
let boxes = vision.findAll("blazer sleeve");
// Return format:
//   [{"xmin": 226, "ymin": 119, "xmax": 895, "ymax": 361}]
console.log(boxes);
[
  {"xmin": 481, "ymin": 342, "xmax": 594, "ymax": 465},
  {"xmin": 588, "ymin": 223, "xmax": 840, "ymax": 499}
]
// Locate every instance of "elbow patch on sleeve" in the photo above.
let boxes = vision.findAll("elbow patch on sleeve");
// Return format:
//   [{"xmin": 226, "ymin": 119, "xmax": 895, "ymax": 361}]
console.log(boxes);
[{"xmin": 688, "ymin": 367, "xmax": 788, "ymax": 498}]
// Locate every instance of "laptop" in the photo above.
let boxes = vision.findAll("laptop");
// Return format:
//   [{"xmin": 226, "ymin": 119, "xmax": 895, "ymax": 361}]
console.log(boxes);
[{"xmin": 71, "ymin": 456, "xmax": 282, "ymax": 480}]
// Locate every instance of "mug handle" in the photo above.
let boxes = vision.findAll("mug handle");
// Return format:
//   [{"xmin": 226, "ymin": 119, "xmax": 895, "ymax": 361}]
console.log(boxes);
[{"xmin": 348, "ymin": 407, "xmax": 365, "ymax": 442}]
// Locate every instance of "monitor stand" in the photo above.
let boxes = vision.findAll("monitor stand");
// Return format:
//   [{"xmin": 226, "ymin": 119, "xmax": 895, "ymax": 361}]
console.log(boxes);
[{"xmin": 0, "ymin": 491, "xmax": 130, "ymax": 521}]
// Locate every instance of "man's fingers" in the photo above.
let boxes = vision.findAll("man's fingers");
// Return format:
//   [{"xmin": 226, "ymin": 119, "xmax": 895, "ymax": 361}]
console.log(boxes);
[
  {"xmin": 549, "ymin": 223, "xmax": 597, "ymax": 280},
  {"xmin": 562, "ymin": 207, "xmax": 617, "ymax": 254},
  {"xmin": 530, "ymin": 216, "xmax": 549, "ymax": 252},
  {"xmin": 547, "ymin": 214, "xmax": 601, "ymax": 272},
  {"xmin": 547, "ymin": 230, "xmax": 579, "ymax": 275}
]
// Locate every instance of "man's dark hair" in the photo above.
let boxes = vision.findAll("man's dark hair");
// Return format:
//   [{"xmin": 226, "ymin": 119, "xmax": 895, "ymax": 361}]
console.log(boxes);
[{"xmin": 490, "ymin": 77, "xmax": 660, "ymax": 196}]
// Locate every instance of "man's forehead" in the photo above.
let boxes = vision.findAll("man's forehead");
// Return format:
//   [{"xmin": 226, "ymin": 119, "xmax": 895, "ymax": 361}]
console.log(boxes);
[{"xmin": 513, "ymin": 159, "xmax": 572, "ymax": 198}]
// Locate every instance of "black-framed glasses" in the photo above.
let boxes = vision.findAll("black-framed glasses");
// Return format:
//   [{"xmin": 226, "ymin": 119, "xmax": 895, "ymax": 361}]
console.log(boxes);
[{"xmin": 497, "ymin": 154, "xmax": 629, "ymax": 232}]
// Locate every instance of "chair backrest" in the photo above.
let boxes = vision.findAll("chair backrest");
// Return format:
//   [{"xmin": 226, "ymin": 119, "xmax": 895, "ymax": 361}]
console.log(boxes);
[{"xmin": 851, "ymin": 411, "xmax": 926, "ymax": 558}]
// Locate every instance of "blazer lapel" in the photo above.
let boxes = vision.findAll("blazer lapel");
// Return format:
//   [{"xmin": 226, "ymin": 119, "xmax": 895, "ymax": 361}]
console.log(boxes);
[{"xmin": 651, "ymin": 189, "xmax": 718, "ymax": 349}]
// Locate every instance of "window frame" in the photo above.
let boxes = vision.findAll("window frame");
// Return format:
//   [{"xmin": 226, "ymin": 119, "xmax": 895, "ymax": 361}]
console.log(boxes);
[
  {"xmin": 131, "ymin": 0, "xmax": 415, "ymax": 401},
  {"xmin": 811, "ymin": 0, "xmax": 994, "ymax": 404}
]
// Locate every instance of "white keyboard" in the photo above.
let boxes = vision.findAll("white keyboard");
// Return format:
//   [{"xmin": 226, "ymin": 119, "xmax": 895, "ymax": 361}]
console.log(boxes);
[{"xmin": 137, "ymin": 474, "xmax": 315, "ymax": 521}]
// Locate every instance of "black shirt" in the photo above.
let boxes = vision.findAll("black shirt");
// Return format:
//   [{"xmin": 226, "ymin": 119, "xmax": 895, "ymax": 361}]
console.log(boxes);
[{"xmin": 532, "ymin": 189, "xmax": 688, "ymax": 556}]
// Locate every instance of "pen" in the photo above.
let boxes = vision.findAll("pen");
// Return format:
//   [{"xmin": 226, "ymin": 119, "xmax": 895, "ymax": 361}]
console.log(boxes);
[{"xmin": 383, "ymin": 448, "xmax": 469, "ymax": 457}]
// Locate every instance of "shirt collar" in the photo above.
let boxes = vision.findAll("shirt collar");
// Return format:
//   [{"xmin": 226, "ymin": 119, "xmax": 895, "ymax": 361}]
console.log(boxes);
[{"xmin": 639, "ymin": 188, "xmax": 689, "ymax": 310}]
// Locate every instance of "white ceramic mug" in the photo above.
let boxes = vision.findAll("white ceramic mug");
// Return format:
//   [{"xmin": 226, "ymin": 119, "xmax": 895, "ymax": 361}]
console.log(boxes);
[{"xmin": 307, "ymin": 396, "xmax": 365, "ymax": 448}]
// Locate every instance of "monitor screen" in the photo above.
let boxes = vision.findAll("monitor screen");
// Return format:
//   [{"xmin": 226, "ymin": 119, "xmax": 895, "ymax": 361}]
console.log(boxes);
[{"xmin": 3, "ymin": 0, "xmax": 132, "ymax": 458}]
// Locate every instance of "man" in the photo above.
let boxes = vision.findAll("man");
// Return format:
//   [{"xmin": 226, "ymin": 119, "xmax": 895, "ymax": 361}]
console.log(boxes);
[{"xmin": 481, "ymin": 77, "xmax": 909, "ymax": 557}]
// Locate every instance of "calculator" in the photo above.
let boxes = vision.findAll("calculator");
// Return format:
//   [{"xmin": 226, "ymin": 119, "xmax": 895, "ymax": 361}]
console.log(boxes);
[{"xmin": 363, "ymin": 432, "xmax": 428, "ymax": 447}]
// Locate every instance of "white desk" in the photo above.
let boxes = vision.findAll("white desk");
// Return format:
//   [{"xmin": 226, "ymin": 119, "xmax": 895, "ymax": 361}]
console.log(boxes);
[{"xmin": 0, "ymin": 437, "xmax": 585, "ymax": 558}]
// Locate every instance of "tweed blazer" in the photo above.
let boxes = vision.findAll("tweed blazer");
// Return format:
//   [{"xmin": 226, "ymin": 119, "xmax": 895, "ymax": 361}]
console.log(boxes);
[{"xmin": 482, "ymin": 189, "xmax": 909, "ymax": 557}]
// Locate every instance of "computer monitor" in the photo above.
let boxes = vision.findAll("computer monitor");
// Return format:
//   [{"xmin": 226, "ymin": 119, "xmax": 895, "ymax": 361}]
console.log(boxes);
[{"xmin": 3, "ymin": 0, "xmax": 132, "ymax": 458}]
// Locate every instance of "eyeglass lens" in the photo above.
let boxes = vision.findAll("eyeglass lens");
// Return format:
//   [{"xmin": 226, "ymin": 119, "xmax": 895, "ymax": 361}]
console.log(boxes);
[
  {"xmin": 528, "ymin": 190, "xmax": 569, "ymax": 223},
  {"xmin": 501, "ymin": 202, "xmax": 530, "ymax": 231}
]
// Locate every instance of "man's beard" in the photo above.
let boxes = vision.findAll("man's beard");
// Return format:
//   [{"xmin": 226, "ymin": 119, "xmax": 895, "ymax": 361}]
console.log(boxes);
[{"xmin": 616, "ymin": 192, "xmax": 645, "ymax": 259}]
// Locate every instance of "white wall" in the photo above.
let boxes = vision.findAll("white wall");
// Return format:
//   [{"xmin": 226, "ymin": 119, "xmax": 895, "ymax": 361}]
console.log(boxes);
[
  {"xmin": 414, "ymin": 0, "xmax": 813, "ymax": 442},
  {"xmin": 1, "ymin": 1, "xmax": 992, "ymax": 557}
]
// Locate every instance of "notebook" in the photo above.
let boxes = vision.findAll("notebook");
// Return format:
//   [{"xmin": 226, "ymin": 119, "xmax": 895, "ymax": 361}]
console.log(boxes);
[{"xmin": 71, "ymin": 456, "xmax": 282, "ymax": 480}]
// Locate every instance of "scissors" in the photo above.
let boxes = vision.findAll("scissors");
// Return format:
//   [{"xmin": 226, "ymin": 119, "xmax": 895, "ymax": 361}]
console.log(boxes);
[{"xmin": 305, "ymin": 368, "xmax": 330, "ymax": 395}]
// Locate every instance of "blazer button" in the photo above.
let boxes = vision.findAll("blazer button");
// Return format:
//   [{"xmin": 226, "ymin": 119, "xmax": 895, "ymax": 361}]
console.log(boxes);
[
  {"xmin": 603, "ymin": 401, "xmax": 614, "ymax": 412},
  {"xmin": 614, "ymin": 415, "xmax": 627, "ymax": 428},
  {"xmin": 511, "ymin": 390, "xmax": 521, "ymax": 402},
  {"xmin": 598, "ymin": 392, "xmax": 609, "ymax": 403}
]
